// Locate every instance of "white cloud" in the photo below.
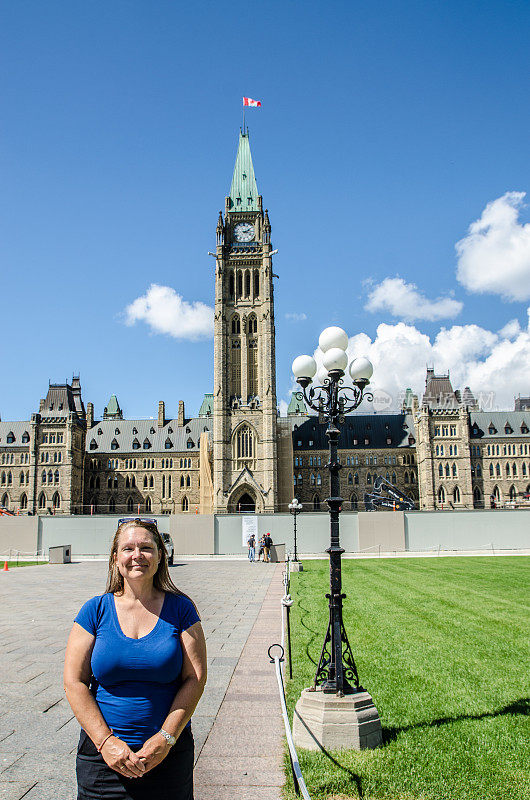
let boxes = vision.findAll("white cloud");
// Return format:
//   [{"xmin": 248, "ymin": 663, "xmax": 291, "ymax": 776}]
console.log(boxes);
[
  {"xmin": 365, "ymin": 277, "xmax": 463, "ymax": 321},
  {"xmin": 456, "ymin": 191, "xmax": 530, "ymax": 301},
  {"xmin": 302, "ymin": 313, "xmax": 530, "ymax": 412},
  {"xmin": 124, "ymin": 284, "xmax": 213, "ymax": 341},
  {"xmin": 285, "ymin": 312, "xmax": 307, "ymax": 322},
  {"xmin": 498, "ymin": 319, "xmax": 521, "ymax": 340},
  {"xmin": 278, "ymin": 399, "xmax": 288, "ymax": 417}
]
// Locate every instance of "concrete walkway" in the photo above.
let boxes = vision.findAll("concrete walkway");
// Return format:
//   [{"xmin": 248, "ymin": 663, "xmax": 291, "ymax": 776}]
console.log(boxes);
[
  {"xmin": 0, "ymin": 560, "xmax": 285, "ymax": 800},
  {"xmin": 195, "ymin": 565, "xmax": 284, "ymax": 799}
]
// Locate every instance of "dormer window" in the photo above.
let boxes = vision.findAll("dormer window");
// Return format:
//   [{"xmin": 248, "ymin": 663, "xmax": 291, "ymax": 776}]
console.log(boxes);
[
  {"xmin": 6, "ymin": 432, "xmax": 15, "ymax": 444},
  {"xmin": 150, "ymin": 427, "xmax": 155, "ymax": 434},
  {"xmin": 97, "ymin": 428, "xmax": 102, "ymax": 435},
  {"xmin": 59, "ymin": 403, "xmax": 63, "ymax": 410},
  {"xmin": 165, "ymin": 438, "xmax": 173, "ymax": 449},
  {"xmin": 89, "ymin": 439, "xmax": 98, "ymax": 450},
  {"xmin": 521, "ymin": 424, "xmax": 529, "ymax": 434},
  {"xmin": 111, "ymin": 439, "xmax": 119, "ymax": 450},
  {"xmin": 132, "ymin": 438, "xmax": 140, "ymax": 450},
  {"xmin": 132, "ymin": 427, "xmax": 138, "ymax": 435},
  {"xmin": 386, "ymin": 437, "xmax": 392, "ymax": 445},
  {"xmin": 115, "ymin": 428, "xmax": 120, "ymax": 435},
  {"xmin": 143, "ymin": 439, "xmax": 151, "ymax": 449},
  {"xmin": 185, "ymin": 426, "xmax": 191, "ymax": 434},
  {"xmin": 186, "ymin": 438, "xmax": 194, "ymax": 449},
  {"xmin": 168, "ymin": 427, "xmax": 173, "ymax": 434},
  {"xmin": 488, "ymin": 425, "xmax": 497, "ymax": 435},
  {"xmin": 504, "ymin": 424, "xmax": 513, "ymax": 434},
  {"xmin": 21, "ymin": 432, "xmax": 30, "ymax": 444}
]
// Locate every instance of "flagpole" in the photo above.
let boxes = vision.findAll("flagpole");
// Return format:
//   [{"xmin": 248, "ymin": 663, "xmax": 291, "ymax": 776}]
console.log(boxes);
[{"xmin": 242, "ymin": 103, "xmax": 245, "ymax": 134}]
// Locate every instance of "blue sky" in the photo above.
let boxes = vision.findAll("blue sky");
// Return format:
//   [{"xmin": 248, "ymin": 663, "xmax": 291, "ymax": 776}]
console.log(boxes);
[{"xmin": 2, "ymin": 0, "xmax": 530, "ymax": 421}]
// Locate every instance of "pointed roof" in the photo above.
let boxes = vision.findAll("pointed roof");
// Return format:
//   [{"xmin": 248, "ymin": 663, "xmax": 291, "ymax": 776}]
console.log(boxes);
[
  {"xmin": 103, "ymin": 394, "xmax": 123, "ymax": 420},
  {"xmin": 422, "ymin": 369, "xmax": 458, "ymax": 409},
  {"xmin": 198, "ymin": 393, "xmax": 213, "ymax": 417},
  {"xmin": 287, "ymin": 393, "xmax": 308, "ymax": 416},
  {"xmin": 228, "ymin": 130, "xmax": 259, "ymax": 211}
]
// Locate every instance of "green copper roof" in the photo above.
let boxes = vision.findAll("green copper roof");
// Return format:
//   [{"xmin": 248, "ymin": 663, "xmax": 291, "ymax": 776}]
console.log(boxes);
[
  {"xmin": 103, "ymin": 394, "xmax": 123, "ymax": 419},
  {"xmin": 198, "ymin": 393, "xmax": 213, "ymax": 417},
  {"xmin": 287, "ymin": 392, "xmax": 308, "ymax": 416},
  {"xmin": 228, "ymin": 130, "xmax": 259, "ymax": 211}
]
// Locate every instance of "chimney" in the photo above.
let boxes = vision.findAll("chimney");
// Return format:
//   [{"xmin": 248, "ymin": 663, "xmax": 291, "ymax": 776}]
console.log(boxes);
[
  {"xmin": 178, "ymin": 400, "xmax": 185, "ymax": 427},
  {"xmin": 158, "ymin": 401, "xmax": 165, "ymax": 428},
  {"xmin": 86, "ymin": 402, "xmax": 94, "ymax": 429}
]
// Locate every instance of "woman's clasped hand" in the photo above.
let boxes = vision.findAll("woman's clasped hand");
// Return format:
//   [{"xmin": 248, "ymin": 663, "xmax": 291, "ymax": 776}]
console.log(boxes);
[{"xmin": 100, "ymin": 735, "xmax": 147, "ymax": 778}]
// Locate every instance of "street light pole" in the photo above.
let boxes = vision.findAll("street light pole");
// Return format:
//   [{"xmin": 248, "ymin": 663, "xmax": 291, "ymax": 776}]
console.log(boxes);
[
  {"xmin": 292, "ymin": 328, "xmax": 374, "ymax": 696},
  {"xmin": 288, "ymin": 497, "xmax": 303, "ymax": 569}
]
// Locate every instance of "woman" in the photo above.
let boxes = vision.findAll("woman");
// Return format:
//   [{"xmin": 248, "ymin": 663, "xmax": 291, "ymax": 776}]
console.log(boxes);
[{"xmin": 64, "ymin": 518, "xmax": 207, "ymax": 800}]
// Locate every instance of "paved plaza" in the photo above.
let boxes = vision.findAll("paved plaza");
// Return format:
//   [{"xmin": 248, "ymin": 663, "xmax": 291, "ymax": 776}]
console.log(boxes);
[{"xmin": 0, "ymin": 561, "xmax": 284, "ymax": 800}]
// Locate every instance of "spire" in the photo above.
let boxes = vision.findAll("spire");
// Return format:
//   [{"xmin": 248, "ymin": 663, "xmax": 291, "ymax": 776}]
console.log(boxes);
[
  {"xmin": 228, "ymin": 130, "xmax": 259, "ymax": 211},
  {"xmin": 103, "ymin": 394, "xmax": 123, "ymax": 420}
]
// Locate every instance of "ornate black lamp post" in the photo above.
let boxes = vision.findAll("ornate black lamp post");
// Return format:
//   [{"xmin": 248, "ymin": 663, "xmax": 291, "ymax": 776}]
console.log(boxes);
[
  {"xmin": 292, "ymin": 327, "xmax": 373, "ymax": 696},
  {"xmin": 288, "ymin": 497, "xmax": 303, "ymax": 564}
]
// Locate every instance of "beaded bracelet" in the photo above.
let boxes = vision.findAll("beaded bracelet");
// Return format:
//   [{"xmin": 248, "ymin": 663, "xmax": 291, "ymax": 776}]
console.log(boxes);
[{"xmin": 97, "ymin": 730, "xmax": 114, "ymax": 752}]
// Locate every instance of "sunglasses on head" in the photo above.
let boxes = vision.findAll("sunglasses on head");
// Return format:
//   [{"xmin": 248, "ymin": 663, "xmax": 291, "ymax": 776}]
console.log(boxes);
[{"xmin": 117, "ymin": 517, "xmax": 158, "ymax": 528}]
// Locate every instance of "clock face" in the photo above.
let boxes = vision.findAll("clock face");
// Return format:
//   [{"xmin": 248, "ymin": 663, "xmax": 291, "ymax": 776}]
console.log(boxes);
[{"xmin": 234, "ymin": 222, "xmax": 255, "ymax": 242}]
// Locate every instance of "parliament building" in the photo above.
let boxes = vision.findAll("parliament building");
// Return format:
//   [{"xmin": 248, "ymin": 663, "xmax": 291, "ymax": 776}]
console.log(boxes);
[{"xmin": 2, "ymin": 132, "xmax": 530, "ymax": 515}]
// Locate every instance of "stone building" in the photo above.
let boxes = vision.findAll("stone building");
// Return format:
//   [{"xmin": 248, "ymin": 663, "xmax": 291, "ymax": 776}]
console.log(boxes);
[
  {"xmin": 0, "ymin": 380, "xmax": 86, "ymax": 515},
  {"xmin": 1, "ymin": 130, "xmax": 530, "ymax": 515}
]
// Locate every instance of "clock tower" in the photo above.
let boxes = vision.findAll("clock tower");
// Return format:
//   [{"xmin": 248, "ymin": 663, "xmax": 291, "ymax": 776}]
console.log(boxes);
[{"xmin": 213, "ymin": 129, "xmax": 278, "ymax": 513}]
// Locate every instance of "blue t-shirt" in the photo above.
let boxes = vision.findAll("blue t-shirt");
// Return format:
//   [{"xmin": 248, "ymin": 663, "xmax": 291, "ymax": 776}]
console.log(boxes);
[{"xmin": 74, "ymin": 592, "xmax": 200, "ymax": 748}]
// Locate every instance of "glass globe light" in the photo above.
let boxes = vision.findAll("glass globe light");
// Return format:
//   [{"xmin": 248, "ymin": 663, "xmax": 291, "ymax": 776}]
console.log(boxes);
[
  {"xmin": 318, "ymin": 326, "xmax": 348, "ymax": 353},
  {"xmin": 322, "ymin": 347, "xmax": 348, "ymax": 372},
  {"xmin": 316, "ymin": 366, "xmax": 329, "ymax": 384},
  {"xmin": 292, "ymin": 355, "xmax": 317, "ymax": 380},
  {"xmin": 349, "ymin": 356, "xmax": 373, "ymax": 382}
]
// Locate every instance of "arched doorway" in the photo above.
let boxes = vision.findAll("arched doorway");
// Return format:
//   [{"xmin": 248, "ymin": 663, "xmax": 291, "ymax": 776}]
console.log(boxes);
[
  {"xmin": 236, "ymin": 493, "xmax": 255, "ymax": 513},
  {"xmin": 228, "ymin": 487, "xmax": 257, "ymax": 513}
]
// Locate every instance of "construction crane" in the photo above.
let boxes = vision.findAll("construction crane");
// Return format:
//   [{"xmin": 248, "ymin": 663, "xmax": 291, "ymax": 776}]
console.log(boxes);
[{"xmin": 364, "ymin": 475, "xmax": 415, "ymax": 511}]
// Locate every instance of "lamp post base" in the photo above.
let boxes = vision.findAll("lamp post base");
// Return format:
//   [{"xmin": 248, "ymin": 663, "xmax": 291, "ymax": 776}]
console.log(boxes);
[
  {"xmin": 291, "ymin": 561, "xmax": 303, "ymax": 572},
  {"xmin": 292, "ymin": 688, "xmax": 382, "ymax": 751}
]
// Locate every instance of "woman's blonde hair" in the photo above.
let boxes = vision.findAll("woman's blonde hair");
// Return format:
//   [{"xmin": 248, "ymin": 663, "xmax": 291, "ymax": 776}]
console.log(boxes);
[{"xmin": 105, "ymin": 519, "xmax": 181, "ymax": 596}]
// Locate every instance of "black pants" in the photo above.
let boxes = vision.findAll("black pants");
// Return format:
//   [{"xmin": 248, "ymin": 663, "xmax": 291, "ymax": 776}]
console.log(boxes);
[{"xmin": 76, "ymin": 728, "xmax": 194, "ymax": 800}]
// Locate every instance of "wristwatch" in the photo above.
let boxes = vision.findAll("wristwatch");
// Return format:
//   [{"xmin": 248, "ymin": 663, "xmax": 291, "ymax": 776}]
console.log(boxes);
[{"xmin": 158, "ymin": 729, "xmax": 177, "ymax": 746}]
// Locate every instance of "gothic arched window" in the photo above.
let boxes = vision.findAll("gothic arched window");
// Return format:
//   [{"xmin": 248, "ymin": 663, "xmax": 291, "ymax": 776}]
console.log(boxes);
[
  {"xmin": 231, "ymin": 314, "xmax": 240, "ymax": 335},
  {"xmin": 233, "ymin": 425, "xmax": 256, "ymax": 468},
  {"xmin": 247, "ymin": 337, "xmax": 258, "ymax": 397}
]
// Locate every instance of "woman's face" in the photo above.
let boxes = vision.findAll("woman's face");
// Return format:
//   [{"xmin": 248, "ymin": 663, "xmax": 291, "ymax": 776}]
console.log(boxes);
[{"xmin": 115, "ymin": 526, "xmax": 161, "ymax": 584}]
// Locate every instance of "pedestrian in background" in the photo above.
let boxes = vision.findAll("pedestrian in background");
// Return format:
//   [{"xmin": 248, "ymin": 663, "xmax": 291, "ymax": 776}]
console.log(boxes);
[
  {"xmin": 64, "ymin": 517, "xmax": 207, "ymax": 800},
  {"xmin": 247, "ymin": 534, "xmax": 256, "ymax": 562},
  {"xmin": 257, "ymin": 535, "xmax": 265, "ymax": 562},
  {"xmin": 263, "ymin": 532, "xmax": 273, "ymax": 563}
]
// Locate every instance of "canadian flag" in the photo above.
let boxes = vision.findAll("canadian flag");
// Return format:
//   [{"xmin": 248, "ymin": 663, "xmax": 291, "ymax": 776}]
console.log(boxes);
[{"xmin": 243, "ymin": 97, "xmax": 261, "ymax": 107}]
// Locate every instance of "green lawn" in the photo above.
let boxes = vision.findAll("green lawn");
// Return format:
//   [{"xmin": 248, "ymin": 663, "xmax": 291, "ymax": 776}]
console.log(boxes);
[
  {"xmin": 2, "ymin": 561, "xmax": 45, "ymax": 569},
  {"xmin": 285, "ymin": 557, "xmax": 530, "ymax": 800}
]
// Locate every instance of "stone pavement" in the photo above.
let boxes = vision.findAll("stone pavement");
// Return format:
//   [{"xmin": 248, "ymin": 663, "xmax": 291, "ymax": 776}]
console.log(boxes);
[
  {"xmin": 0, "ymin": 560, "xmax": 285, "ymax": 800},
  {"xmin": 195, "ymin": 565, "xmax": 284, "ymax": 800}
]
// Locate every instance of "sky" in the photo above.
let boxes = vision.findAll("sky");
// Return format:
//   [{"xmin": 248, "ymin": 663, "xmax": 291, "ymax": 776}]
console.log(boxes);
[{"xmin": 2, "ymin": 0, "xmax": 530, "ymax": 422}]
